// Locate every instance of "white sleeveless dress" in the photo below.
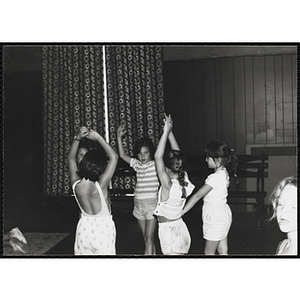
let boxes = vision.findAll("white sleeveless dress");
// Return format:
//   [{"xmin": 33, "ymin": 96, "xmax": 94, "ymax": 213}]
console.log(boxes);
[{"xmin": 73, "ymin": 180, "xmax": 116, "ymax": 255}]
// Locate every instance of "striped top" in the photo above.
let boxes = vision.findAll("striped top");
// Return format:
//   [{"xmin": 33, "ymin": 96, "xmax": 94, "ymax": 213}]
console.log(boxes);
[{"xmin": 130, "ymin": 158, "xmax": 160, "ymax": 200}]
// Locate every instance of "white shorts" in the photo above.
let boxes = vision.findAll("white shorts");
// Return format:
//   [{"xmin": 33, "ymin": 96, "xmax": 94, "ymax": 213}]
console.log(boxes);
[
  {"xmin": 202, "ymin": 203, "xmax": 232, "ymax": 241},
  {"xmin": 158, "ymin": 218, "xmax": 191, "ymax": 255},
  {"xmin": 133, "ymin": 198, "xmax": 157, "ymax": 220}
]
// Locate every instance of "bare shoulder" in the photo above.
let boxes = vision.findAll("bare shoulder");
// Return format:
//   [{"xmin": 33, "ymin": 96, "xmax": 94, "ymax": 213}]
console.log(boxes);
[
  {"xmin": 74, "ymin": 181, "xmax": 86, "ymax": 195},
  {"xmin": 75, "ymin": 180, "xmax": 96, "ymax": 195}
]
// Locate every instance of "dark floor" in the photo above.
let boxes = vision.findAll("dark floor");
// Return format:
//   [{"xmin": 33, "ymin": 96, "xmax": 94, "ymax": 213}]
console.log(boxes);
[{"xmin": 3, "ymin": 197, "xmax": 286, "ymax": 257}]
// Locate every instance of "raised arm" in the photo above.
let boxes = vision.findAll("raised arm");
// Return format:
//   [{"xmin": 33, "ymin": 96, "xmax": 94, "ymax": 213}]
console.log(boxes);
[
  {"xmin": 87, "ymin": 129, "xmax": 119, "ymax": 189},
  {"xmin": 164, "ymin": 113, "xmax": 180, "ymax": 151},
  {"xmin": 68, "ymin": 126, "xmax": 90, "ymax": 186},
  {"xmin": 154, "ymin": 114, "xmax": 173, "ymax": 189},
  {"xmin": 182, "ymin": 184, "xmax": 212, "ymax": 214},
  {"xmin": 117, "ymin": 125, "xmax": 132, "ymax": 164},
  {"xmin": 168, "ymin": 131, "xmax": 180, "ymax": 151}
]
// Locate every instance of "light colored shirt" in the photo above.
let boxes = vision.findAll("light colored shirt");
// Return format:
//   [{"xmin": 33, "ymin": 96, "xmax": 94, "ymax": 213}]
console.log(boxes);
[
  {"xmin": 154, "ymin": 173, "xmax": 195, "ymax": 220},
  {"xmin": 204, "ymin": 169, "xmax": 229, "ymax": 205},
  {"xmin": 130, "ymin": 158, "xmax": 159, "ymax": 200}
]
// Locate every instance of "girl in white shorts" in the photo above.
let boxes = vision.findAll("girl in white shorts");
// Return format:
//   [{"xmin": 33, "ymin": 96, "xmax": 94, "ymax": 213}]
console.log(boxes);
[
  {"xmin": 183, "ymin": 140, "xmax": 237, "ymax": 255},
  {"xmin": 154, "ymin": 114, "xmax": 195, "ymax": 255}
]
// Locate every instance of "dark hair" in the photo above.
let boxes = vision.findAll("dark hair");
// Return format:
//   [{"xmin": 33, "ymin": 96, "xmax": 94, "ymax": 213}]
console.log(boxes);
[
  {"xmin": 164, "ymin": 150, "xmax": 188, "ymax": 198},
  {"xmin": 78, "ymin": 137, "xmax": 104, "ymax": 152},
  {"xmin": 77, "ymin": 149, "xmax": 107, "ymax": 181},
  {"xmin": 77, "ymin": 138, "xmax": 106, "ymax": 159},
  {"xmin": 205, "ymin": 140, "xmax": 237, "ymax": 175},
  {"xmin": 77, "ymin": 138, "xmax": 90, "ymax": 152},
  {"xmin": 133, "ymin": 137, "xmax": 155, "ymax": 159}
]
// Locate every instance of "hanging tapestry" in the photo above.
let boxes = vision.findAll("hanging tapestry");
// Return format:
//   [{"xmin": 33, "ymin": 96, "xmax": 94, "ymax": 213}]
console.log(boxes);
[
  {"xmin": 42, "ymin": 45, "xmax": 105, "ymax": 196},
  {"xmin": 105, "ymin": 45, "xmax": 165, "ymax": 191}
]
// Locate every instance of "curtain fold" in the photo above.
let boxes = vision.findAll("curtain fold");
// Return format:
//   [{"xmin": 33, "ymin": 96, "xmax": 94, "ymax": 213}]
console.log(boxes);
[
  {"xmin": 105, "ymin": 45, "xmax": 165, "ymax": 191},
  {"xmin": 42, "ymin": 45, "xmax": 105, "ymax": 196}
]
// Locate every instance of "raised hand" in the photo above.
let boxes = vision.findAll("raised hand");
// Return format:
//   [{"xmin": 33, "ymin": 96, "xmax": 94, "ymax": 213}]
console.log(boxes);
[
  {"xmin": 76, "ymin": 126, "xmax": 90, "ymax": 140},
  {"xmin": 163, "ymin": 113, "xmax": 173, "ymax": 133},
  {"xmin": 86, "ymin": 129, "xmax": 101, "ymax": 141},
  {"xmin": 117, "ymin": 125, "xmax": 126, "ymax": 138}
]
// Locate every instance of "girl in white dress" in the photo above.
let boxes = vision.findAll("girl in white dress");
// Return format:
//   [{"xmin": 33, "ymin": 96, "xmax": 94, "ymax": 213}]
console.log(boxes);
[
  {"xmin": 183, "ymin": 140, "xmax": 237, "ymax": 255},
  {"xmin": 269, "ymin": 176, "xmax": 297, "ymax": 255},
  {"xmin": 68, "ymin": 126, "xmax": 119, "ymax": 255}
]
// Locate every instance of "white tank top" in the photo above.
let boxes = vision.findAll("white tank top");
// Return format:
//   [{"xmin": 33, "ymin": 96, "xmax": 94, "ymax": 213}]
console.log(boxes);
[{"xmin": 154, "ymin": 173, "xmax": 195, "ymax": 220}]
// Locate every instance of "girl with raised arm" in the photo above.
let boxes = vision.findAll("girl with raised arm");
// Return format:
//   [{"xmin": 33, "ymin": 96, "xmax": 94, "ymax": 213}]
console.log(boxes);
[
  {"xmin": 117, "ymin": 125, "xmax": 159, "ymax": 255},
  {"xmin": 154, "ymin": 114, "xmax": 195, "ymax": 255},
  {"xmin": 68, "ymin": 126, "xmax": 119, "ymax": 255}
]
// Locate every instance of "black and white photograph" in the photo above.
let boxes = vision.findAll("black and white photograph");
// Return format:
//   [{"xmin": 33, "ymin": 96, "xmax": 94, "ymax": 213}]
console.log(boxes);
[
  {"xmin": 1, "ymin": 2, "xmax": 299, "ymax": 299},
  {"xmin": 2, "ymin": 44, "xmax": 297, "ymax": 257}
]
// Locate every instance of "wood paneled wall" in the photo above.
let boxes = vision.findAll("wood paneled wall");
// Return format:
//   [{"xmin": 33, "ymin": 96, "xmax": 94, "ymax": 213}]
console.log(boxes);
[{"xmin": 163, "ymin": 54, "xmax": 297, "ymax": 155}]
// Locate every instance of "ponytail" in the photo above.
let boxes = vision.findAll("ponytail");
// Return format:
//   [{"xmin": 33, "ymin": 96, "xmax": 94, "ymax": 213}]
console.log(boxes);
[
  {"xmin": 178, "ymin": 168, "xmax": 188, "ymax": 199},
  {"xmin": 164, "ymin": 150, "xmax": 188, "ymax": 198},
  {"xmin": 206, "ymin": 140, "xmax": 239, "ymax": 184},
  {"xmin": 228, "ymin": 149, "xmax": 239, "ymax": 186},
  {"xmin": 228, "ymin": 148, "xmax": 238, "ymax": 176}
]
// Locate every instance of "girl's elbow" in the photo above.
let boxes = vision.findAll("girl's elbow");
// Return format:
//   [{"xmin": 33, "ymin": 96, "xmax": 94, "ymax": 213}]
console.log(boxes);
[{"xmin": 112, "ymin": 152, "xmax": 119, "ymax": 161}]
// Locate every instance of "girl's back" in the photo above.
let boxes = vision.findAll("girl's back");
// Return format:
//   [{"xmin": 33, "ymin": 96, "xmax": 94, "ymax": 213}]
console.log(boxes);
[{"xmin": 74, "ymin": 179, "xmax": 109, "ymax": 215}]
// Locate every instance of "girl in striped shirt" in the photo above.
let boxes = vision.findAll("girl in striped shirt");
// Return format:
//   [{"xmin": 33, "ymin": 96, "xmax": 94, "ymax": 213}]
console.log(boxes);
[{"xmin": 117, "ymin": 125, "xmax": 159, "ymax": 255}]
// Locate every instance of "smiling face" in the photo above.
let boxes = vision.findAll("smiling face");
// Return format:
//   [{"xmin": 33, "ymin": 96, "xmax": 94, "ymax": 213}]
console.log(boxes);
[
  {"xmin": 137, "ymin": 146, "xmax": 151, "ymax": 164},
  {"xmin": 276, "ymin": 184, "xmax": 297, "ymax": 233}
]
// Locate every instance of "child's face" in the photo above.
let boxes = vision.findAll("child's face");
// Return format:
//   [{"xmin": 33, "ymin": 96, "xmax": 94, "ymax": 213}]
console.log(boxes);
[
  {"xmin": 276, "ymin": 184, "xmax": 297, "ymax": 233},
  {"xmin": 137, "ymin": 146, "xmax": 151, "ymax": 164},
  {"xmin": 76, "ymin": 147, "xmax": 88, "ymax": 164},
  {"xmin": 206, "ymin": 156, "xmax": 217, "ymax": 169}
]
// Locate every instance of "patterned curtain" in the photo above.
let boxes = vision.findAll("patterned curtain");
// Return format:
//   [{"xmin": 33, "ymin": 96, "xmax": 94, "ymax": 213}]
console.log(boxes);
[
  {"xmin": 105, "ymin": 45, "xmax": 165, "ymax": 191},
  {"xmin": 42, "ymin": 45, "xmax": 105, "ymax": 196}
]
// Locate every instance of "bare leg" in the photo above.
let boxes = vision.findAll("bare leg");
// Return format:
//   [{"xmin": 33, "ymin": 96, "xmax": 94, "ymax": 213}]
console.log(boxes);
[
  {"xmin": 137, "ymin": 219, "xmax": 149, "ymax": 254},
  {"xmin": 204, "ymin": 240, "xmax": 219, "ymax": 255},
  {"xmin": 144, "ymin": 218, "xmax": 157, "ymax": 255},
  {"xmin": 217, "ymin": 237, "xmax": 228, "ymax": 255},
  {"xmin": 137, "ymin": 219, "xmax": 146, "ymax": 236},
  {"xmin": 137, "ymin": 218, "xmax": 157, "ymax": 255}
]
